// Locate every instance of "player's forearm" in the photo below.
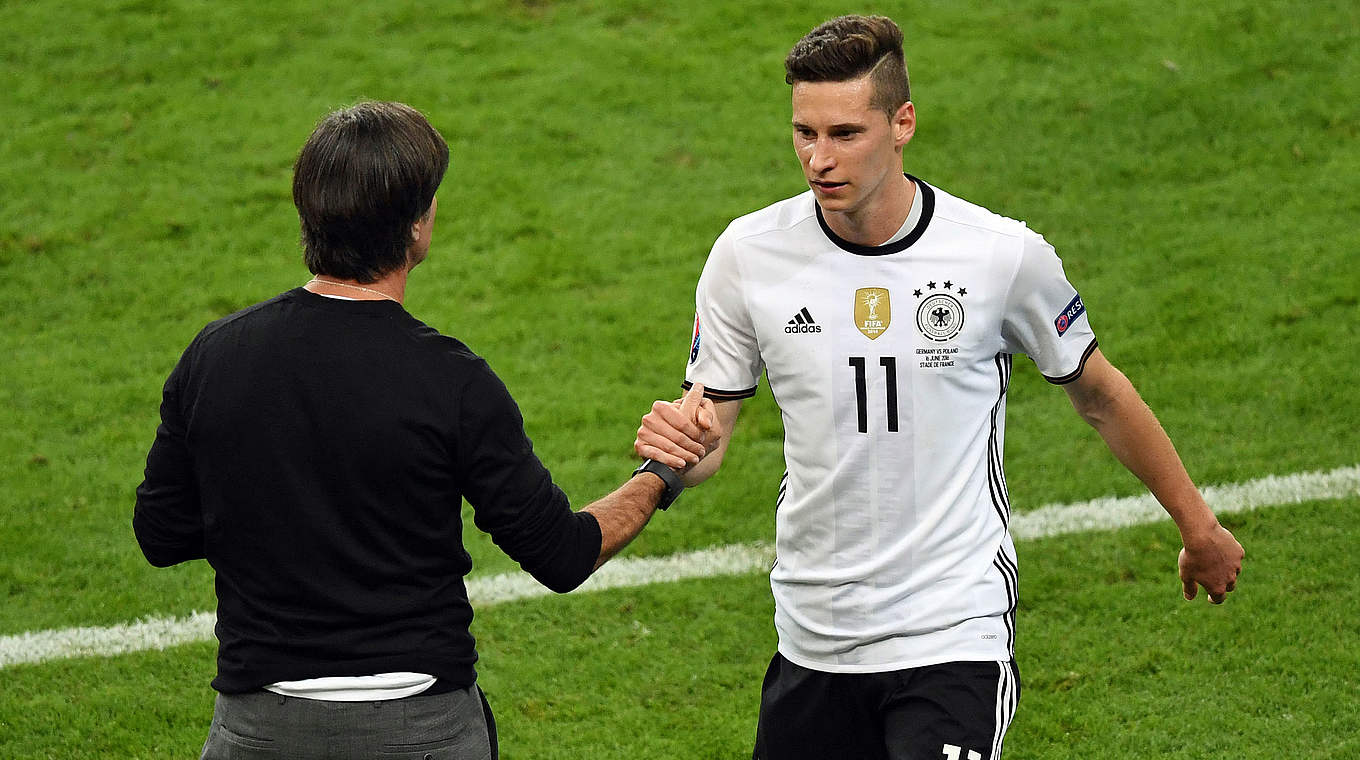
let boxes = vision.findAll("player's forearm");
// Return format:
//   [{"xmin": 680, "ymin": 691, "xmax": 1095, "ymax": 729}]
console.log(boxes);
[
  {"xmin": 583, "ymin": 475, "xmax": 666, "ymax": 571},
  {"xmin": 1076, "ymin": 376, "xmax": 1219, "ymax": 541},
  {"xmin": 679, "ymin": 397, "xmax": 740, "ymax": 486},
  {"xmin": 680, "ymin": 439, "xmax": 727, "ymax": 486}
]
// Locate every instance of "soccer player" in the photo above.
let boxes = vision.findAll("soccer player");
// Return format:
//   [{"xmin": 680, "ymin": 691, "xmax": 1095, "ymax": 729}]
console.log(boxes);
[{"xmin": 635, "ymin": 15, "xmax": 1244, "ymax": 760}]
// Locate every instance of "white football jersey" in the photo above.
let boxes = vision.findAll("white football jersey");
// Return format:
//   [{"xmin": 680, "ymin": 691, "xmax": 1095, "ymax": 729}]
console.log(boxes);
[{"xmin": 685, "ymin": 176, "xmax": 1097, "ymax": 673}]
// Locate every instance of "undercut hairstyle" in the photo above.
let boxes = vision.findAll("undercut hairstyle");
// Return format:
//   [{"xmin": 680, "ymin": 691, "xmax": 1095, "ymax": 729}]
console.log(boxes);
[
  {"xmin": 292, "ymin": 101, "xmax": 449, "ymax": 282},
  {"xmin": 784, "ymin": 15, "xmax": 911, "ymax": 118}
]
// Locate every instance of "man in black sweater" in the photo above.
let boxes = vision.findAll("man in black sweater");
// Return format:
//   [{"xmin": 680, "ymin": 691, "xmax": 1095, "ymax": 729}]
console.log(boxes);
[{"xmin": 134, "ymin": 101, "xmax": 714, "ymax": 759}]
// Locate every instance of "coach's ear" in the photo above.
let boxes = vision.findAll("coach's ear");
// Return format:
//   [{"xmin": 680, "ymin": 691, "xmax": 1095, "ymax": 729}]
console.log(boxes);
[
  {"xmin": 893, "ymin": 101, "xmax": 916, "ymax": 148},
  {"xmin": 412, "ymin": 198, "xmax": 435, "ymax": 242}
]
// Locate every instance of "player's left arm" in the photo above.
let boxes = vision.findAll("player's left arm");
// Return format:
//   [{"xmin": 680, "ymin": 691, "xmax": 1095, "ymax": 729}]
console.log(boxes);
[{"xmin": 1062, "ymin": 348, "xmax": 1244, "ymax": 603}]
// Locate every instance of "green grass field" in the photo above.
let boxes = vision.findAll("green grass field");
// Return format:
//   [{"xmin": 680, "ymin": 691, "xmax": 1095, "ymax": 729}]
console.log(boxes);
[{"xmin": 2, "ymin": 0, "xmax": 1358, "ymax": 757}]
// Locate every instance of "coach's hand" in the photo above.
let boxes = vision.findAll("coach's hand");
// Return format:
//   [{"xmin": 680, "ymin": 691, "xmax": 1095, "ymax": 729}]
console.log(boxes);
[
  {"xmin": 634, "ymin": 383, "xmax": 718, "ymax": 470},
  {"xmin": 1177, "ymin": 523, "xmax": 1244, "ymax": 604}
]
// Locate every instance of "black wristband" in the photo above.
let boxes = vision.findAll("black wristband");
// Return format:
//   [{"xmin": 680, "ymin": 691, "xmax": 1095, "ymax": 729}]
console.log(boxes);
[{"xmin": 631, "ymin": 459, "xmax": 685, "ymax": 511}]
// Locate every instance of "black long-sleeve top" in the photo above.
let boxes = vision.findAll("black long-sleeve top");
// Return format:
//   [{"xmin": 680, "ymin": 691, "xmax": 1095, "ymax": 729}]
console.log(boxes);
[{"xmin": 134, "ymin": 288, "xmax": 601, "ymax": 693}]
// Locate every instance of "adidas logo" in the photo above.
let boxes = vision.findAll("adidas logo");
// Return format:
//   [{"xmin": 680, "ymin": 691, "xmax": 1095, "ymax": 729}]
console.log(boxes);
[{"xmin": 785, "ymin": 307, "xmax": 822, "ymax": 334}]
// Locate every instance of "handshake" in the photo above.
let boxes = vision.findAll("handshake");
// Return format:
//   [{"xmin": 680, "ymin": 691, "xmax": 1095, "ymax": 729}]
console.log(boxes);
[
  {"xmin": 588, "ymin": 382, "xmax": 730, "ymax": 567},
  {"xmin": 633, "ymin": 383, "xmax": 725, "ymax": 484}
]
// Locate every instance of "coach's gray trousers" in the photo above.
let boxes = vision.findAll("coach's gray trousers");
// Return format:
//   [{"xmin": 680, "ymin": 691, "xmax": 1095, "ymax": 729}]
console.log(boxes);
[{"xmin": 200, "ymin": 684, "xmax": 496, "ymax": 759}]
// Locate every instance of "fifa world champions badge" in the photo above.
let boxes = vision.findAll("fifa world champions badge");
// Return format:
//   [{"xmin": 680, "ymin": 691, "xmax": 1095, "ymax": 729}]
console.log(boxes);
[{"xmin": 854, "ymin": 288, "xmax": 891, "ymax": 339}]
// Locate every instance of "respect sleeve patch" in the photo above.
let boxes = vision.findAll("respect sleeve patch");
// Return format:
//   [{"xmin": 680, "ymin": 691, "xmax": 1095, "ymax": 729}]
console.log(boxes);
[{"xmin": 1054, "ymin": 294, "xmax": 1086, "ymax": 336}]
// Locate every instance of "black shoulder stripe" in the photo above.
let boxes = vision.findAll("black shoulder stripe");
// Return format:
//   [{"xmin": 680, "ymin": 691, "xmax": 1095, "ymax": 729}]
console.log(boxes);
[
  {"xmin": 1044, "ymin": 339, "xmax": 1099, "ymax": 385},
  {"xmin": 681, "ymin": 380, "xmax": 758, "ymax": 400}
]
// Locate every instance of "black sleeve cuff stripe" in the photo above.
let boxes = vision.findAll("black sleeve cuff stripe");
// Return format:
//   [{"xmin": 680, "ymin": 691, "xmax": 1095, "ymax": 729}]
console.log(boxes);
[
  {"xmin": 680, "ymin": 381, "xmax": 758, "ymax": 400},
  {"xmin": 1044, "ymin": 339, "xmax": 1099, "ymax": 385}
]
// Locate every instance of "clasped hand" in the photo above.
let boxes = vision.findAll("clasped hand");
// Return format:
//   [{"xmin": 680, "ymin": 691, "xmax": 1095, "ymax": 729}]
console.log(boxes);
[{"xmin": 634, "ymin": 383, "xmax": 719, "ymax": 471}]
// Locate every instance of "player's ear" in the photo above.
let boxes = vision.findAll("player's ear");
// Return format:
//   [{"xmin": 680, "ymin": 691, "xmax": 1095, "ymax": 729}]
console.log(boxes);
[{"xmin": 893, "ymin": 101, "xmax": 916, "ymax": 147}]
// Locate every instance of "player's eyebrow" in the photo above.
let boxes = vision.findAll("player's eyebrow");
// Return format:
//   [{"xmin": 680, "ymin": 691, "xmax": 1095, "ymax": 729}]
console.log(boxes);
[{"xmin": 791, "ymin": 121, "xmax": 867, "ymax": 132}]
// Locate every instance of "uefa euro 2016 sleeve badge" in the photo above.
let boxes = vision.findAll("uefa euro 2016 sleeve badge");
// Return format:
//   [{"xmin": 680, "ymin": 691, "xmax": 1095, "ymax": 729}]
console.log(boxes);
[
  {"xmin": 1054, "ymin": 293, "xmax": 1085, "ymax": 336},
  {"xmin": 689, "ymin": 315, "xmax": 702, "ymax": 363},
  {"xmin": 913, "ymin": 279, "xmax": 966, "ymax": 343},
  {"xmin": 854, "ymin": 287, "xmax": 892, "ymax": 339}
]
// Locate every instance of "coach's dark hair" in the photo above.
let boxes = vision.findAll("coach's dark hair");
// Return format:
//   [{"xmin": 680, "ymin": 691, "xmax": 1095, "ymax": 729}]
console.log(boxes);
[
  {"xmin": 293, "ymin": 101, "xmax": 449, "ymax": 282},
  {"xmin": 784, "ymin": 15, "xmax": 910, "ymax": 118}
]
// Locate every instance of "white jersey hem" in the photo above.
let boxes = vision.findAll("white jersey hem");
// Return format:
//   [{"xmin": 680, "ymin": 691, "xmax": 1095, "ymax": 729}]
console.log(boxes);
[{"xmin": 775, "ymin": 614, "xmax": 1013, "ymax": 674}]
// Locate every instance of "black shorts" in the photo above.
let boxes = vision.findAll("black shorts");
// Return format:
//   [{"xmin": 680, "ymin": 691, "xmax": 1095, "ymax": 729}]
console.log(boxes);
[{"xmin": 753, "ymin": 653, "xmax": 1020, "ymax": 760}]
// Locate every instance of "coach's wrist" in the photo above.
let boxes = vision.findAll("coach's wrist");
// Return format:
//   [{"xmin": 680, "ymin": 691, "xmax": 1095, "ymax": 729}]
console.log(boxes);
[{"xmin": 632, "ymin": 459, "xmax": 684, "ymax": 510}]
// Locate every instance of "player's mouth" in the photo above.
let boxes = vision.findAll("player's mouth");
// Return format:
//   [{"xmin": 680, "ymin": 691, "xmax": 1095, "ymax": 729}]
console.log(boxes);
[{"xmin": 811, "ymin": 180, "xmax": 848, "ymax": 194}]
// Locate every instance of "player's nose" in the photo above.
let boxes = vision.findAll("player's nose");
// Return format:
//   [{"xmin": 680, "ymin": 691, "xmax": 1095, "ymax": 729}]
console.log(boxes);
[{"xmin": 808, "ymin": 138, "xmax": 836, "ymax": 171}]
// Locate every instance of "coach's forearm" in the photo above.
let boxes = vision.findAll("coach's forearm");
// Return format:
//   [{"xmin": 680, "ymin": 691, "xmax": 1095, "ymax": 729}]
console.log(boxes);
[{"xmin": 583, "ymin": 475, "xmax": 665, "ymax": 571}]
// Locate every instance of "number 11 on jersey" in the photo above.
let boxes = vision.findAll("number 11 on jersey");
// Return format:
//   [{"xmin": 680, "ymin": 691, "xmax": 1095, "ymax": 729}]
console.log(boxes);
[{"xmin": 848, "ymin": 356, "xmax": 899, "ymax": 434}]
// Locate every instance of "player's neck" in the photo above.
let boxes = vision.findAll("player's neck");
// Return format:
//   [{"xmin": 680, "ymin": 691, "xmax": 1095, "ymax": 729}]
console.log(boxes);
[{"xmin": 820, "ymin": 174, "xmax": 916, "ymax": 248}]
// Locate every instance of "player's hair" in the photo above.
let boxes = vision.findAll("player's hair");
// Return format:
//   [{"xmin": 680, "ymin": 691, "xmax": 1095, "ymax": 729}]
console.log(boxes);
[
  {"xmin": 784, "ymin": 15, "xmax": 911, "ymax": 118},
  {"xmin": 292, "ymin": 101, "xmax": 449, "ymax": 282}
]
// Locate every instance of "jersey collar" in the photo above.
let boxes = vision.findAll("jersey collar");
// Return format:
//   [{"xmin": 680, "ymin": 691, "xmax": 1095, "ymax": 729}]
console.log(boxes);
[{"xmin": 815, "ymin": 173, "xmax": 935, "ymax": 257}]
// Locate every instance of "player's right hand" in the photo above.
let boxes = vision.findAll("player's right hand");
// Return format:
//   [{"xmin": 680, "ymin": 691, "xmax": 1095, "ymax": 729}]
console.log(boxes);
[{"xmin": 634, "ymin": 383, "xmax": 717, "ymax": 470}]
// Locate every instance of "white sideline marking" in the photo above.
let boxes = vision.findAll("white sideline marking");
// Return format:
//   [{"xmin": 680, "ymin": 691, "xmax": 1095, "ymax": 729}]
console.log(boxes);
[
  {"xmin": 473, "ymin": 540, "xmax": 776, "ymax": 606},
  {"xmin": 1008, "ymin": 464, "xmax": 1360, "ymax": 540},
  {"xmin": 0, "ymin": 611, "xmax": 218, "ymax": 670},
  {"xmin": 3, "ymin": 465, "xmax": 1357, "ymax": 669}
]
